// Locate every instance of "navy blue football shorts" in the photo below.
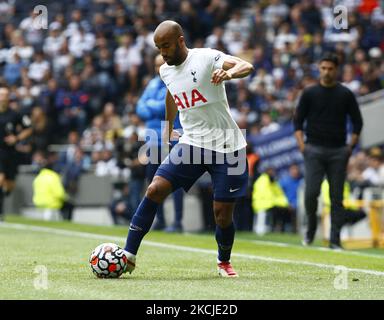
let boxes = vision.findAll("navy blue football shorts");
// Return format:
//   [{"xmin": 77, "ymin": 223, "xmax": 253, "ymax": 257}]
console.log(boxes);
[{"xmin": 155, "ymin": 143, "xmax": 248, "ymax": 202}]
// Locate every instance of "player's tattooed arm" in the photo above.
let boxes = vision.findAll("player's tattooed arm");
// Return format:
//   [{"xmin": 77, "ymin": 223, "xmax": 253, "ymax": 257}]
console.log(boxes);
[
  {"xmin": 211, "ymin": 56, "xmax": 254, "ymax": 85},
  {"xmin": 163, "ymin": 89, "xmax": 178, "ymax": 144}
]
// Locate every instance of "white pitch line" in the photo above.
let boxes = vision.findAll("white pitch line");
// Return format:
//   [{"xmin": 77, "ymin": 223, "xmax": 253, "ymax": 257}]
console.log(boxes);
[
  {"xmin": 247, "ymin": 239, "xmax": 384, "ymax": 260},
  {"xmin": 2, "ymin": 222, "xmax": 384, "ymax": 277}
]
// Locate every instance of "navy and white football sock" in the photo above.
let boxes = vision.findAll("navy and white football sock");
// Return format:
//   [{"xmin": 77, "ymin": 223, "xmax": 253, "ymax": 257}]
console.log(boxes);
[
  {"xmin": 124, "ymin": 196, "xmax": 159, "ymax": 255},
  {"xmin": 173, "ymin": 188, "xmax": 183, "ymax": 227},
  {"xmin": 215, "ymin": 222, "xmax": 235, "ymax": 263}
]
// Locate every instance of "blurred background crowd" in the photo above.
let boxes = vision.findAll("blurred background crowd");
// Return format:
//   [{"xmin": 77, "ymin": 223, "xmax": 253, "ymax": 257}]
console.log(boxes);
[{"xmin": 1, "ymin": 0, "xmax": 384, "ymax": 229}]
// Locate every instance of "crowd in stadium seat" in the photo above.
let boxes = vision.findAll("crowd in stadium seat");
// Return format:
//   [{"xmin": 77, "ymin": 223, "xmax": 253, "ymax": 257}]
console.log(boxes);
[{"xmin": 1, "ymin": 0, "xmax": 384, "ymax": 228}]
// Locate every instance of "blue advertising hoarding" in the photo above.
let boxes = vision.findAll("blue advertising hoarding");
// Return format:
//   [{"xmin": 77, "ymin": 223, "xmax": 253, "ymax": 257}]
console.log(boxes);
[{"xmin": 249, "ymin": 123, "xmax": 304, "ymax": 177}]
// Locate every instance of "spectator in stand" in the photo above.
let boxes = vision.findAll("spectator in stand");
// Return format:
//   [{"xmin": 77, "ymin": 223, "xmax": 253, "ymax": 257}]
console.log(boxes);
[
  {"xmin": 177, "ymin": 0, "xmax": 202, "ymax": 43},
  {"xmin": 248, "ymin": 5, "xmax": 268, "ymax": 47},
  {"xmin": 260, "ymin": 112, "xmax": 280, "ymax": 135},
  {"xmin": 249, "ymin": 68, "xmax": 274, "ymax": 96},
  {"xmin": 17, "ymin": 76, "xmax": 40, "ymax": 114},
  {"xmin": 52, "ymin": 41, "xmax": 73, "ymax": 77},
  {"xmin": 362, "ymin": 151, "xmax": 384, "ymax": 187},
  {"xmin": 124, "ymin": 131, "xmax": 146, "ymax": 213},
  {"xmin": 27, "ymin": 51, "xmax": 50, "ymax": 84},
  {"xmin": 109, "ymin": 183, "xmax": 133, "ymax": 225},
  {"xmin": 80, "ymin": 115, "xmax": 104, "ymax": 151},
  {"xmin": 263, "ymin": 0, "xmax": 289, "ymax": 28},
  {"xmin": 19, "ymin": 9, "xmax": 44, "ymax": 49},
  {"xmin": 3, "ymin": 52, "xmax": 25, "ymax": 85},
  {"xmin": 205, "ymin": 26, "xmax": 225, "ymax": 49},
  {"xmin": 135, "ymin": 17, "xmax": 157, "ymax": 58},
  {"xmin": 39, "ymin": 78, "xmax": 59, "ymax": 132},
  {"xmin": 204, "ymin": 0, "xmax": 231, "ymax": 29},
  {"xmin": 0, "ymin": 40, "xmax": 9, "ymax": 66},
  {"xmin": 58, "ymin": 130, "xmax": 80, "ymax": 170},
  {"xmin": 56, "ymin": 74, "xmax": 89, "ymax": 135},
  {"xmin": 223, "ymin": 9, "xmax": 251, "ymax": 46},
  {"xmin": 64, "ymin": 8, "xmax": 91, "ymax": 39},
  {"xmin": 29, "ymin": 106, "xmax": 54, "ymax": 153},
  {"xmin": 122, "ymin": 112, "xmax": 146, "ymax": 142},
  {"xmin": 307, "ymin": 31, "xmax": 326, "ymax": 63},
  {"xmin": 279, "ymin": 163, "xmax": 303, "ymax": 233},
  {"xmin": 8, "ymin": 36, "xmax": 34, "ymax": 64},
  {"xmin": 62, "ymin": 145, "xmax": 91, "ymax": 197},
  {"xmin": 274, "ymin": 22, "xmax": 297, "ymax": 51},
  {"xmin": 300, "ymin": 0, "xmax": 322, "ymax": 34},
  {"xmin": 112, "ymin": 14, "xmax": 134, "ymax": 42},
  {"xmin": 100, "ymin": 102, "xmax": 122, "ymax": 146},
  {"xmin": 68, "ymin": 25, "xmax": 96, "ymax": 59},
  {"xmin": 1, "ymin": 23, "xmax": 16, "ymax": 48},
  {"xmin": 114, "ymin": 33, "xmax": 142, "ymax": 94},
  {"xmin": 95, "ymin": 47, "xmax": 116, "ymax": 100},
  {"xmin": 43, "ymin": 22, "xmax": 65, "ymax": 59},
  {"xmin": 342, "ymin": 64, "xmax": 361, "ymax": 95},
  {"xmin": 0, "ymin": 0, "xmax": 15, "ymax": 24},
  {"xmin": 94, "ymin": 146, "xmax": 127, "ymax": 178},
  {"xmin": 92, "ymin": 12, "xmax": 112, "ymax": 37}
]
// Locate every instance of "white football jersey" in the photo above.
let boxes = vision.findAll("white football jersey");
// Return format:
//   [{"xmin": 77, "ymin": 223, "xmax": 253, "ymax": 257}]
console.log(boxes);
[{"xmin": 159, "ymin": 48, "xmax": 247, "ymax": 153}]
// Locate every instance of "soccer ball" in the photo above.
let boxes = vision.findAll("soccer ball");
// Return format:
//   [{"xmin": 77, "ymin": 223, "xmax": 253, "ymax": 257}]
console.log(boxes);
[{"xmin": 89, "ymin": 243, "xmax": 128, "ymax": 278}]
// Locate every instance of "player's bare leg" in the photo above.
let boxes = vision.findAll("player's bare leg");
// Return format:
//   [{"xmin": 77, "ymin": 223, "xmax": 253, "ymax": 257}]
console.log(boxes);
[
  {"xmin": 123, "ymin": 175, "xmax": 173, "ymax": 273},
  {"xmin": 213, "ymin": 201, "xmax": 239, "ymax": 277},
  {"xmin": 145, "ymin": 176, "xmax": 173, "ymax": 203}
]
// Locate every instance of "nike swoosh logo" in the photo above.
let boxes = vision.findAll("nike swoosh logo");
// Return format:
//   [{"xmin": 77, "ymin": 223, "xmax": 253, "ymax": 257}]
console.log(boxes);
[
  {"xmin": 129, "ymin": 224, "xmax": 142, "ymax": 232},
  {"xmin": 229, "ymin": 188, "xmax": 240, "ymax": 193}
]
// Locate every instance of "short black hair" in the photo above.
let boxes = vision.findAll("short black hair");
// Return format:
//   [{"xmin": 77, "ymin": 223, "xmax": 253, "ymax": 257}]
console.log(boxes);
[{"xmin": 320, "ymin": 52, "xmax": 339, "ymax": 66}]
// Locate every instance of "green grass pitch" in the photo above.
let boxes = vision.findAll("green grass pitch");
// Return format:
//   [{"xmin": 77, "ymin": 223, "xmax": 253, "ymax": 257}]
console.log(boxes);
[{"xmin": 0, "ymin": 215, "xmax": 384, "ymax": 300}]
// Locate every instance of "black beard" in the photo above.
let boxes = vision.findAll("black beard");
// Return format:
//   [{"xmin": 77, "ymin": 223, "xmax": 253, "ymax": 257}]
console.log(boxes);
[
  {"xmin": 321, "ymin": 76, "xmax": 335, "ymax": 85},
  {"xmin": 171, "ymin": 43, "xmax": 184, "ymax": 66}
]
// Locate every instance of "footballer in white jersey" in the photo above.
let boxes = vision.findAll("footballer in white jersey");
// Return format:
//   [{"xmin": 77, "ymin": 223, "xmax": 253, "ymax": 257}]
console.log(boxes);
[
  {"xmin": 159, "ymin": 47, "xmax": 247, "ymax": 154},
  {"xmin": 123, "ymin": 20, "xmax": 254, "ymax": 278}
]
